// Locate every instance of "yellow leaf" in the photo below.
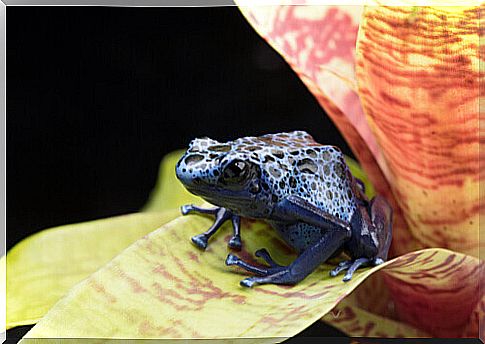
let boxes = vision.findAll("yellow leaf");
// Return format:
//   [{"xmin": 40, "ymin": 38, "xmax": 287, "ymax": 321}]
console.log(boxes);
[
  {"xmin": 323, "ymin": 298, "xmax": 429, "ymax": 338},
  {"xmin": 19, "ymin": 205, "xmax": 480, "ymax": 340},
  {"xmin": 7, "ymin": 210, "xmax": 180, "ymax": 330},
  {"xmin": 142, "ymin": 150, "xmax": 203, "ymax": 212}
]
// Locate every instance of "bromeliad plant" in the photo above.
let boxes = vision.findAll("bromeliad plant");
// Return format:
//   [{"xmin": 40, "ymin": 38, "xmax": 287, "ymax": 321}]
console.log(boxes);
[{"xmin": 5, "ymin": 3, "xmax": 483, "ymax": 341}]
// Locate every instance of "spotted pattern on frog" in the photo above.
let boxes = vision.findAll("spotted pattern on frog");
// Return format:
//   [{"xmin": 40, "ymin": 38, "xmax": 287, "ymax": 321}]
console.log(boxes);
[{"xmin": 176, "ymin": 131, "xmax": 357, "ymax": 225}]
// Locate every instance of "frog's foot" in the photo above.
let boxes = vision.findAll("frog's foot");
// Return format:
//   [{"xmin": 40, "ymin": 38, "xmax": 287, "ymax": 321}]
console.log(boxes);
[
  {"xmin": 226, "ymin": 252, "xmax": 303, "ymax": 288},
  {"xmin": 225, "ymin": 253, "xmax": 279, "ymax": 276},
  {"xmin": 181, "ymin": 204, "xmax": 241, "ymax": 250},
  {"xmin": 228, "ymin": 235, "xmax": 242, "ymax": 250},
  {"xmin": 239, "ymin": 270, "xmax": 300, "ymax": 288},
  {"xmin": 329, "ymin": 257, "xmax": 384, "ymax": 282}
]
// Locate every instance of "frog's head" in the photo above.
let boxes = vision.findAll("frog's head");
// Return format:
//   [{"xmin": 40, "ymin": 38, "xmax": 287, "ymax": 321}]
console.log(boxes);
[{"xmin": 176, "ymin": 137, "xmax": 263, "ymax": 212}]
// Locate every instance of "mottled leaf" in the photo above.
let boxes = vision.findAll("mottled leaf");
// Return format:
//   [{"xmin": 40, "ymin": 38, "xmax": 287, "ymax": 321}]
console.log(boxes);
[
  {"xmin": 382, "ymin": 250, "xmax": 482, "ymax": 337},
  {"xmin": 143, "ymin": 150, "xmax": 203, "ymax": 212},
  {"xmin": 355, "ymin": 5, "xmax": 481, "ymax": 258},
  {"xmin": 19, "ymin": 205, "xmax": 481, "ymax": 340},
  {"xmin": 332, "ymin": 249, "xmax": 482, "ymax": 338},
  {"xmin": 323, "ymin": 297, "xmax": 429, "ymax": 338},
  {"xmin": 7, "ymin": 210, "xmax": 180, "ymax": 329}
]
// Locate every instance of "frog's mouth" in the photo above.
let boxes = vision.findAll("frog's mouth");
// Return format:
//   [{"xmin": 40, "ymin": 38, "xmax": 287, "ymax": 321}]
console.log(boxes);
[{"xmin": 184, "ymin": 182, "xmax": 254, "ymax": 210}]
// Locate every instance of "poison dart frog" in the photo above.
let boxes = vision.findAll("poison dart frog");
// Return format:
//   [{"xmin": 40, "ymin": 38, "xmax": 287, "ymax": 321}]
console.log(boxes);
[{"xmin": 175, "ymin": 131, "xmax": 392, "ymax": 288}]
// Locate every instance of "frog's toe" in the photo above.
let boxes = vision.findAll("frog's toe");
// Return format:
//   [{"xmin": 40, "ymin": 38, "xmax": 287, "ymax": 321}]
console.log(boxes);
[
  {"xmin": 342, "ymin": 258, "xmax": 371, "ymax": 282},
  {"xmin": 373, "ymin": 257, "xmax": 385, "ymax": 265},
  {"xmin": 181, "ymin": 205, "xmax": 192, "ymax": 215},
  {"xmin": 329, "ymin": 260, "xmax": 352, "ymax": 277},
  {"xmin": 228, "ymin": 235, "xmax": 242, "ymax": 250},
  {"xmin": 225, "ymin": 254, "xmax": 270, "ymax": 276},
  {"xmin": 225, "ymin": 253, "xmax": 239, "ymax": 266},
  {"xmin": 330, "ymin": 257, "xmax": 374, "ymax": 280},
  {"xmin": 239, "ymin": 269, "xmax": 302, "ymax": 287},
  {"xmin": 191, "ymin": 234, "xmax": 208, "ymax": 250},
  {"xmin": 240, "ymin": 278, "xmax": 257, "ymax": 288},
  {"xmin": 255, "ymin": 248, "xmax": 282, "ymax": 268}
]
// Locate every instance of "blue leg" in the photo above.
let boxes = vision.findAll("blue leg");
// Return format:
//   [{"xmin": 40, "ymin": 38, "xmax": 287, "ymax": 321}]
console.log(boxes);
[
  {"xmin": 228, "ymin": 228, "xmax": 349, "ymax": 287},
  {"xmin": 255, "ymin": 248, "xmax": 282, "ymax": 268},
  {"xmin": 369, "ymin": 196, "xmax": 393, "ymax": 261},
  {"xmin": 225, "ymin": 254, "xmax": 271, "ymax": 275},
  {"xmin": 228, "ymin": 216, "xmax": 242, "ymax": 250},
  {"xmin": 181, "ymin": 204, "xmax": 241, "ymax": 250},
  {"xmin": 275, "ymin": 195, "xmax": 351, "ymax": 233},
  {"xmin": 329, "ymin": 257, "xmax": 385, "ymax": 282}
]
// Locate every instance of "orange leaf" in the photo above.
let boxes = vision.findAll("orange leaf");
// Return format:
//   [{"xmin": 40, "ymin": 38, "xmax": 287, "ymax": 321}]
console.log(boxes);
[
  {"xmin": 355, "ymin": 5, "xmax": 482, "ymax": 257},
  {"xmin": 382, "ymin": 249, "xmax": 483, "ymax": 337},
  {"xmin": 325, "ymin": 249, "xmax": 482, "ymax": 338}
]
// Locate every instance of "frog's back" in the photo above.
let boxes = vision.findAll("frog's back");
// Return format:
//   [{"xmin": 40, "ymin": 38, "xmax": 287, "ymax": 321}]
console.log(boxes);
[{"xmin": 236, "ymin": 131, "xmax": 358, "ymax": 223}]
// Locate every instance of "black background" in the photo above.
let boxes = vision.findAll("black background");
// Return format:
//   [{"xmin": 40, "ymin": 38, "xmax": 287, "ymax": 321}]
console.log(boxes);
[{"xmin": 7, "ymin": 6, "xmax": 350, "ymax": 340}]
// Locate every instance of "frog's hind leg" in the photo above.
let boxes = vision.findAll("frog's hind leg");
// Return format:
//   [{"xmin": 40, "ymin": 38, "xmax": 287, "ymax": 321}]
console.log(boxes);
[
  {"xmin": 225, "ymin": 248, "xmax": 283, "ymax": 276},
  {"xmin": 330, "ymin": 195, "xmax": 393, "ymax": 282},
  {"xmin": 329, "ymin": 257, "xmax": 382, "ymax": 282},
  {"xmin": 228, "ymin": 228, "xmax": 350, "ymax": 288},
  {"xmin": 369, "ymin": 195, "xmax": 393, "ymax": 261},
  {"xmin": 181, "ymin": 204, "xmax": 242, "ymax": 250}
]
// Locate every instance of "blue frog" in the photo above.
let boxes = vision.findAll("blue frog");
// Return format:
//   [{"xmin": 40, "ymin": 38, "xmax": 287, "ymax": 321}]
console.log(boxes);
[{"xmin": 175, "ymin": 131, "xmax": 392, "ymax": 288}]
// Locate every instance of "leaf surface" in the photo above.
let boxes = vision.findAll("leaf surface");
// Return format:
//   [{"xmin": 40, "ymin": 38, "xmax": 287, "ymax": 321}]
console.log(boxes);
[
  {"xmin": 20, "ymin": 207, "xmax": 480, "ymax": 340},
  {"xmin": 7, "ymin": 210, "xmax": 180, "ymax": 329},
  {"xmin": 355, "ymin": 5, "xmax": 482, "ymax": 258},
  {"xmin": 323, "ymin": 298, "xmax": 429, "ymax": 338}
]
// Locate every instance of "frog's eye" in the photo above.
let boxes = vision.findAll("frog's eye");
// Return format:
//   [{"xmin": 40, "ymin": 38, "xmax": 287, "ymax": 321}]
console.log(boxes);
[{"xmin": 222, "ymin": 160, "xmax": 249, "ymax": 182}]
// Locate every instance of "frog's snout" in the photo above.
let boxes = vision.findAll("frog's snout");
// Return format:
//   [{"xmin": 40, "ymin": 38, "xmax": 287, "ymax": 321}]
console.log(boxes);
[
  {"xmin": 175, "ymin": 153, "xmax": 208, "ymax": 189},
  {"xmin": 175, "ymin": 155, "xmax": 191, "ymax": 185}
]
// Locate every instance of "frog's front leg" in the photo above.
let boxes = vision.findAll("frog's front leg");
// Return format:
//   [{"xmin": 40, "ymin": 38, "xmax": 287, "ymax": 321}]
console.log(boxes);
[{"xmin": 181, "ymin": 204, "xmax": 242, "ymax": 250}]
